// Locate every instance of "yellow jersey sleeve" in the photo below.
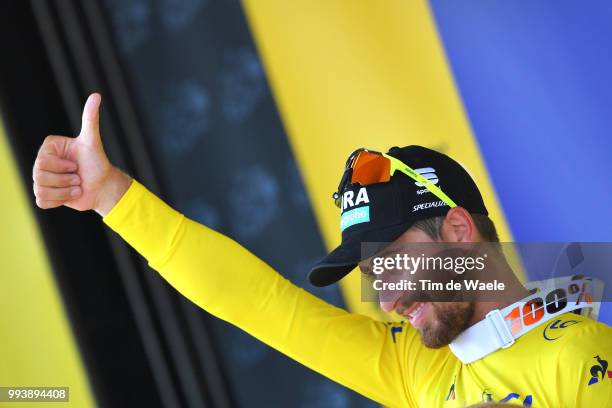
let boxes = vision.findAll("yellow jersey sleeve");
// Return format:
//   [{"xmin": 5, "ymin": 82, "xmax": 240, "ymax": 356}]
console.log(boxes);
[{"xmin": 103, "ymin": 180, "xmax": 417, "ymax": 407}]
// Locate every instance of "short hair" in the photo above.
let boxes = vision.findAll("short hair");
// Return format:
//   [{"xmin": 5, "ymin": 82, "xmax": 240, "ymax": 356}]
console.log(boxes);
[{"xmin": 412, "ymin": 214, "xmax": 500, "ymax": 242}]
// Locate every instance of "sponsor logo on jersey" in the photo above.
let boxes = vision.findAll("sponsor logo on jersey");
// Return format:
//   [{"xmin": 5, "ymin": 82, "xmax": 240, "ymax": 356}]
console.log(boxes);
[
  {"xmin": 390, "ymin": 326, "xmax": 402, "ymax": 343},
  {"xmin": 481, "ymin": 388, "xmax": 493, "ymax": 403},
  {"xmin": 385, "ymin": 322, "xmax": 403, "ymax": 344},
  {"xmin": 588, "ymin": 355, "xmax": 611, "ymax": 386},
  {"xmin": 542, "ymin": 318, "xmax": 580, "ymax": 341},
  {"xmin": 445, "ymin": 377, "xmax": 456, "ymax": 401},
  {"xmin": 481, "ymin": 388, "xmax": 533, "ymax": 407},
  {"xmin": 500, "ymin": 393, "xmax": 533, "ymax": 407}
]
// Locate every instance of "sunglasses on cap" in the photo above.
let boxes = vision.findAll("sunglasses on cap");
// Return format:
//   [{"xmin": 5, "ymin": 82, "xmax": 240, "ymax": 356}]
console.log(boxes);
[{"xmin": 332, "ymin": 148, "xmax": 457, "ymax": 209}]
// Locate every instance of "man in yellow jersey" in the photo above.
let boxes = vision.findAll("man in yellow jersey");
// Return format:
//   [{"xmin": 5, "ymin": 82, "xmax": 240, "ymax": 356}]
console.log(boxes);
[{"xmin": 32, "ymin": 94, "xmax": 611, "ymax": 407}]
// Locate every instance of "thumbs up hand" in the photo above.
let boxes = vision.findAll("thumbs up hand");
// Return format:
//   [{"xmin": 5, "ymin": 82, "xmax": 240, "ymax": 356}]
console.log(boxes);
[{"xmin": 33, "ymin": 93, "xmax": 131, "ymax": 215}]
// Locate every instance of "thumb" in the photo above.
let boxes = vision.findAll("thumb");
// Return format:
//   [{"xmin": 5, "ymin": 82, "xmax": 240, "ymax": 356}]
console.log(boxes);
[{"xmin": 78, "ymin": 93, "xmax": 102, "ymax": 146}]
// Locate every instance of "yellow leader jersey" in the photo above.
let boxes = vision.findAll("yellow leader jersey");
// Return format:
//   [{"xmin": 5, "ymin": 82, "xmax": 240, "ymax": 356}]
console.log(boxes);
[{"xmin": 103, "ymin": 180, "xmax": 612, "ymax": 407}]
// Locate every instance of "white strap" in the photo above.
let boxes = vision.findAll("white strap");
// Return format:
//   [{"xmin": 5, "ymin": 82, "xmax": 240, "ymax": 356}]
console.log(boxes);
[{"xmin": 449, "ymin": 277, "xmax": 602, "ymax": 364}]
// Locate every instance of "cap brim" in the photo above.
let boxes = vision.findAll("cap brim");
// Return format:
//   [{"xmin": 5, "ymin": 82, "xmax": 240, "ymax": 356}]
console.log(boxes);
[{"xmin": 308, "ymin": 220, "xmax": 416, "ymax": 287}]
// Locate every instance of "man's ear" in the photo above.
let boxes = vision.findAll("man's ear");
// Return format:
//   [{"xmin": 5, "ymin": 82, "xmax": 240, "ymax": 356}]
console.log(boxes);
[{"xmin": 440, "ymin": 207, "xmax": 478, "ymax": 242}]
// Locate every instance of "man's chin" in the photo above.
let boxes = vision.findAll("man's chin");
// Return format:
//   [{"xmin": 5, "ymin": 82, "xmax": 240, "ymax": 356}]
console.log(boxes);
[
  {"xmin": 416, "ymin": 302, "xmax": 474, "ymax": 348},
  {"xmin": 418, "ymin": 324, "xmax": 458, "ymax": 349},
  {"xmin": 416, "ymin": 316, "xmax": 469, "ymax": 348}
]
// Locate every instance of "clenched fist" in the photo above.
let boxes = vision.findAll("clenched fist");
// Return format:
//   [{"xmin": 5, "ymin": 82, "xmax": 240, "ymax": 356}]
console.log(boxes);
[{"xmin": 32, "ymin": 93, "xmax": 132, "ymax": 216}]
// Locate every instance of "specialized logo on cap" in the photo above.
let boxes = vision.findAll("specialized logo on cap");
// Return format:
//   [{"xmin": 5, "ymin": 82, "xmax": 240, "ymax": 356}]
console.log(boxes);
[
  {"xmin": 412, "ymin": 200, "xmax": 447, "ymax": 212},
  {"xmin": 340, "ymin": 187, "xmax": 370, "ymax": 231}
]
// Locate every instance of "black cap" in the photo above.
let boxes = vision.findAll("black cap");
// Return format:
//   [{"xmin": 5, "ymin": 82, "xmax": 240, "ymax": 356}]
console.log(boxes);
[{"xmin": 308, "ymin": 145, "xmax": 488, "ymax": 287}]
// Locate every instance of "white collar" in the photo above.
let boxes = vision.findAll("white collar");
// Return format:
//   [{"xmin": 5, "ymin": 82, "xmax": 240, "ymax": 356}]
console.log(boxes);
[{"xmin": 449, "ymin": 277, "xmax": 603, "ymax": 364}]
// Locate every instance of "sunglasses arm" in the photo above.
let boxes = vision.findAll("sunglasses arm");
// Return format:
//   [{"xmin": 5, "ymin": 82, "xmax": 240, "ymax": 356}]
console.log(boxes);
[{"xmin": 383, "ymin": 153, "xmax": 457, "ymax": 208}]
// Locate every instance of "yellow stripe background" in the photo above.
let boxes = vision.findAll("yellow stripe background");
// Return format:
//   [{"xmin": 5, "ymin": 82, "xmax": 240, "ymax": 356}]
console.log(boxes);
[
  {"xmin": 243, "ymin": 0, "xmax": 512, "ymax": 319},
  {"xmin": 0, "ymin": 121, "xmax": 94, "ymax": 407}
]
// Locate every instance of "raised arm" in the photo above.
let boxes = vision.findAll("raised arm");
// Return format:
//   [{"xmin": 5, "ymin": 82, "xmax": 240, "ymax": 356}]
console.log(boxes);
[{"xmin": 32, "ymin": 94, "xmax": 415, "ymax": 407}]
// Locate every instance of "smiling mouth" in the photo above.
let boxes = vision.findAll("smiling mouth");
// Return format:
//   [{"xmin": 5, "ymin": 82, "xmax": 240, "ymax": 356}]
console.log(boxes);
[{"xmin": 401, "ymin": 302, "xmax": 428, "ymax": 327}]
